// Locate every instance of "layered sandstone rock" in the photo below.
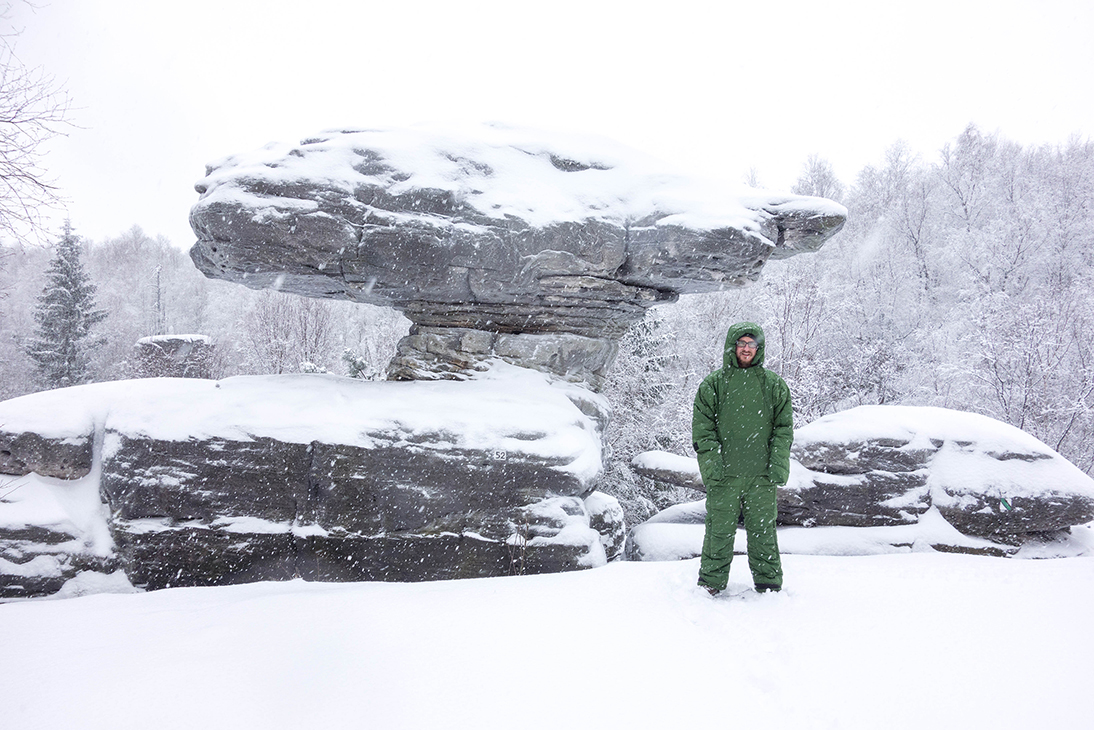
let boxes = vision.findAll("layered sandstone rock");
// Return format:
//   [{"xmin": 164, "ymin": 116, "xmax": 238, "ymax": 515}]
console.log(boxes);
[
  {"xmin": 189, "ymin": 124, "xmax": 845, "ymax": 386},
  {"xmin": 628, "ymin": 406, "xmax": 1094, "ymax": 558},
  {"xmin": 0, "ymin": 371, "xmax": 624, "ymax": 598}
]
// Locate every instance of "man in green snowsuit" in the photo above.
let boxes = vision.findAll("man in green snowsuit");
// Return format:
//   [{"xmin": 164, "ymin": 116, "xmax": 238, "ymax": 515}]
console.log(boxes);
[{"xmin": 693, "ymin": 322, "xmax": 793, "ymax": 595}]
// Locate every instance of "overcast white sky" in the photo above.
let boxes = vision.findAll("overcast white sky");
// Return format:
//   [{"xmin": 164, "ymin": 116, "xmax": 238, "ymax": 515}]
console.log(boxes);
[{"xmin": 7, "ymin": 0, "xmax": 1092, "ymax": 249}]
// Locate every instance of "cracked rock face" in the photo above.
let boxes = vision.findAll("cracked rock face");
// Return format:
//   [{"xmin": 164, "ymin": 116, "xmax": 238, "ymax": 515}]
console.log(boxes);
[
  {"xmin": 0, "ymin": 372, "xmax": 625, "ymax": 598},
  {"xmin": 0, "ymin": 428, "xmax": 93, "ymax": 480},
  {"xmin": 189, "ymin": 124, "xmax": 845, "ymax": 386}
]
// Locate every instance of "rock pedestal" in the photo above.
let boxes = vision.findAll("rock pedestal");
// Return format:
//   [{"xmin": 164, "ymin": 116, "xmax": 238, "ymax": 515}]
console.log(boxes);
[
  {"xmin": 387, "ymin": 327, "xmax": 621, "ymax": 390},
  {"xmin": 0, "ymin": 371, "xmax": 625, "ymax": 598}
]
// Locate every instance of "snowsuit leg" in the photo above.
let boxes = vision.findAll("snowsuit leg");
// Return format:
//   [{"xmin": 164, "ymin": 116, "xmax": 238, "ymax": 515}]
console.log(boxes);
[
  {"xmin": 698, "ymin": 485, "xmax": 742, "ymax": 591},
  {"xmin": 742, "ymin": 483, "xmax": 782, "ymax": 587}
]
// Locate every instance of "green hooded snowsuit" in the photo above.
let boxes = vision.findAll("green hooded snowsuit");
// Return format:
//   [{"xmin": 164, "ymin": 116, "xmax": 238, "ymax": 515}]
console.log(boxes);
[{"xmin": 692, "ymin": 322, "xmax": 793, "ymax": 591}]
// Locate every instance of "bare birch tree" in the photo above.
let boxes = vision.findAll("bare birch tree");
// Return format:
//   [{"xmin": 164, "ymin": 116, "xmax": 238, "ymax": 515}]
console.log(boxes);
[{"xmin": 0, "ymin": 4, "xmax": 70, "ymax": 239}]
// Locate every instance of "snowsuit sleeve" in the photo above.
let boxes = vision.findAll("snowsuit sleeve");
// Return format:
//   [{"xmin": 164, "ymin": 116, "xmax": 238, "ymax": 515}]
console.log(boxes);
[
  {"xmin": 692, "ymin": 374, "xmax": 723, "ymax": 487},
  {"xmin": 766, "ymin": 376, "xmax": 794, "ymax": 486}
]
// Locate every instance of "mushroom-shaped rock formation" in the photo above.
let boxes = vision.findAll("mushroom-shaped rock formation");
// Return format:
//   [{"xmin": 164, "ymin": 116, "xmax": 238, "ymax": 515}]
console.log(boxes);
[{"xmin": 190, "ymin": 123, "xmax": 845, "ymax": 388}]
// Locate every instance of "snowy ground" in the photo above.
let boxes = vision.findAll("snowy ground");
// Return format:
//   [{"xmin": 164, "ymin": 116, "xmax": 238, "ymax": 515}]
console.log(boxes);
[{"xmin": 3, "ymin": 550, "xmax": 1092, "ymax": 730}]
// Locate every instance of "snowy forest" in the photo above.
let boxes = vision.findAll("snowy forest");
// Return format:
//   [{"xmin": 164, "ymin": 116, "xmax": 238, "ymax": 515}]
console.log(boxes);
[{"xmin": 2, "ymin": 125, "xmax": 1092, "ymax": 525}]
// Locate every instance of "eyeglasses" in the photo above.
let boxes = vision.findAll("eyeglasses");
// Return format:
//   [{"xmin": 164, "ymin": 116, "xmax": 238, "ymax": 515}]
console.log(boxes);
[{"xmin": 736, "ymin": 340, "xmax": 759, "ymax": 350}]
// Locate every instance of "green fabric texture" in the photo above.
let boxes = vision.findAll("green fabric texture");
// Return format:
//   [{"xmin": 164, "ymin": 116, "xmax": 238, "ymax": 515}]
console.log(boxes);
[
  {"xmin": 698, "ymin": 483, "xmax": 782, "ymax": 590},
  {"xmin": 692, "ymin": 321, "xmax": 793, "ymax": 589}
]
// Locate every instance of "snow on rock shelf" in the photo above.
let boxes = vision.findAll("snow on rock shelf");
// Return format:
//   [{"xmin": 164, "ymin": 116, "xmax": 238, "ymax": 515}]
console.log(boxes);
[
  {"xmin": 0, "ymin": 365, "xmax": 625, "ymax": 599},
  {"xmin": 628, "ymin": 405, "xmax": 1094, "ymax": 560},
  {"xmin": 189, "ymin": 123, "xmax": 845, "ymax": 389}
]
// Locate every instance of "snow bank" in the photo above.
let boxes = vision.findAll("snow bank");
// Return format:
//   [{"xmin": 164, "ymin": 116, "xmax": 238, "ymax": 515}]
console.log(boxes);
[
  {"xmin": 0, "ymin": 470, "xmax": 112, "ymax": 554},
  {"xmin": 2, "ymin": 553, "xmax": 1091, "ymax": 730},
  {"xmin": 627, "ymin": 503, "xmax": 1084, "ymax": 561},
  {"xmin": 797, "ymin": 405, "xmax": 1054, "ymax": 455}
]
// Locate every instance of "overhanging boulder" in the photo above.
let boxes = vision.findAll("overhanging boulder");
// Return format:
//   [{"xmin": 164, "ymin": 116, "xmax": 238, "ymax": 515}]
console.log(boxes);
[{"xmin": 189, "ymin": 123, "xmax": 845, "ymax": 386}]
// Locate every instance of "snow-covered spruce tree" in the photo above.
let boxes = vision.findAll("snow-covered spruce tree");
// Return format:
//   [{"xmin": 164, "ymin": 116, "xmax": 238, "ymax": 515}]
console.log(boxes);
[{"xmin": 25, "ymin": 221, "xmax": 107, "ymax": 389}]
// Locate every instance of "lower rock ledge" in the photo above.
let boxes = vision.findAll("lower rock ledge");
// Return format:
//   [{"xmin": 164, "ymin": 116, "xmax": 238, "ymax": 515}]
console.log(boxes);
[{"xmin": 112, "ymin": 523, "xmax": 608, "ymax": 590}]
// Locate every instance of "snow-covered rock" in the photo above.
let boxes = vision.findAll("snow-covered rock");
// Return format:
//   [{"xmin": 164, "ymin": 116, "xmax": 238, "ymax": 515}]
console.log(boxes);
[
  {"xmin": 0, "ymin": 365, "xmax": 624, "ymax": 599},
  {"xmin": 0, "ymin": 466, "xmax": 118, "ymax": 598},
  {"xmin": 630, "ymin": 450, "xmax": 703, "ymax": 491},
  {"xmin": 788, "ymin": 406, "xmax": 1094, "ymax": 538},
  {"xmin": 134, "ymin": 334, "xmax": 213, "ymax": 379},
  {"xmin": 0, "ymin": 427, "xmax": 94, "ymax": 480},
  {"xmin": 189, "ymin": 123, "xmax": 845, "ymax": 387},
  {"xmin": 628, "ymin": 406, "xmax": 1094, "ymax": 558}
]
